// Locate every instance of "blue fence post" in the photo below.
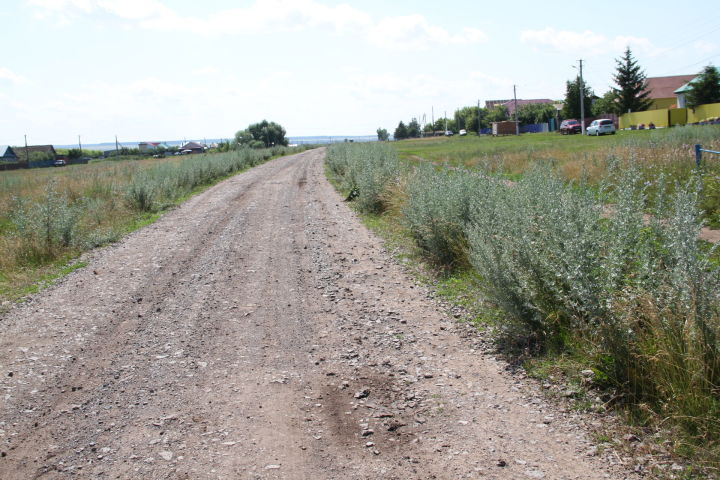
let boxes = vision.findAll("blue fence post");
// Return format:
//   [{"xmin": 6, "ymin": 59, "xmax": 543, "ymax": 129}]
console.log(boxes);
[{"xmin": 696, "ymin": 144, "xmax": 702, "ymax": 167}]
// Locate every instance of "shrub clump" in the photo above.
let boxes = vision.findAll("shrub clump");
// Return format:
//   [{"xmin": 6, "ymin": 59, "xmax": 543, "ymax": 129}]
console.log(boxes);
[
  {"xmin": 326, "ymin": 143, "xmax": 399, "ymax": 213},
  {"xmin": 330, "ymin": 143, "xmax": 720, "ymax": 457},
  {"xmin": 403, "ymin": 164, "xmax": 494, "ymax": 269},
  {"xmin": 10, "ymin": 180, "xmax": 83, "ymax": 263}
]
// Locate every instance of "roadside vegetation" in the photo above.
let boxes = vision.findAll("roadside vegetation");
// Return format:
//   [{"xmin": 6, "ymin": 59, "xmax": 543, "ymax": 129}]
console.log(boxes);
[
  {"xmin": 326, "ymin": 127, "xmax": 720, "ymax": 476},
  {"xmin": 0, "ymin": 145, "xmax": 306, "ymax": 303}
]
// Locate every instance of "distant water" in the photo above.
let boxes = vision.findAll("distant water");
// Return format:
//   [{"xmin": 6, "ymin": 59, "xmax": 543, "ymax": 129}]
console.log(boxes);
[{"xmin": 57, "ymin": 135, "xmax": 377, "ymax": 151}]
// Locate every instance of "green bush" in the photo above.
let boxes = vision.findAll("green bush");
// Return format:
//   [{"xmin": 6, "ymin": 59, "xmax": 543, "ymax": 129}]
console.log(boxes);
[
  {"xmin": 326, "ymin": 143, "xmax": 399, "ymax": 213},
  {"xmin": 333, "ymin": 142, "xmax": 720, "ymax": 453},
  {"xmin": 10, "ymin": 180, "xmax": 83, "ymax": 262},
  {"xmin": 403, "ymin": 164, "xmax": 492, "ymax": 268}
]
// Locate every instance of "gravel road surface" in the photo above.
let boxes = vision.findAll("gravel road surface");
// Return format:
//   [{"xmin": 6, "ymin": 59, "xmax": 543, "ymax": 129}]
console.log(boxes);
[{"xmin": 0, "ymin": 148, "xmax": 634, "ymax": 479}]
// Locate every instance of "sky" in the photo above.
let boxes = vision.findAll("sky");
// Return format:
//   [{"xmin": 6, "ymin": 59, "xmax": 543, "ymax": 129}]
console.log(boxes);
[{"xmin": 1, "ymin": 0, "xmax": 719, "ymax": 145}]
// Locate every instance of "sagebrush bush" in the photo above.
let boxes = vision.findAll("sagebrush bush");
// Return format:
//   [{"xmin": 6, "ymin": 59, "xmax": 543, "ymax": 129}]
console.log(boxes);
[
  {"xmin": 403, "ymin": 164, "xmax": 493, "ymax": 268},
  {"xmin": 326, "ymin": 143, "xmax": 399, "ymax": 213},
  {"xmin": 3, "ymin": 146, "xmax": 302, "ymax": 271},
  {"xmin": 331, "ymin": 141, "xmax": 720, "ymax": 453},
  {"xmin": 10, "ymin": 180, "xmax": 83, "ymax": 262}
]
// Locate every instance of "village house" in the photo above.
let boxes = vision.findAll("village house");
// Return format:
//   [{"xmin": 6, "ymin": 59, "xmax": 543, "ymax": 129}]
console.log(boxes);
[
  {"xmin": 642, "ymin": 74, "xmax": 697, "ymax": 110},
  {"xmin": 13, "ymin": 145, "xmax": 57, "ymax": 167},
  {"xmin": 180, "ymin": 141, "xmax": 206, "ymax": 154},
  {"xmin": 0, "ymin": 145, "xmax": 17, "ymax": 161}
]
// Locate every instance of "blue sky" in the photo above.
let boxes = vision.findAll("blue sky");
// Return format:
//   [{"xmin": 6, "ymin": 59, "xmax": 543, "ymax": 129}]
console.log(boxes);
[{"xmin": 1, "ymin": 0, "xmax": 718, "ymax": 144}]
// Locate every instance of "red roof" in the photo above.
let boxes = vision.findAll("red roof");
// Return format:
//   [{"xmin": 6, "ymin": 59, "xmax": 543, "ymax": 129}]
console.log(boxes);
[{"xmin": 644, "ymin": 75, "xmax": 696, "ymax": 99}]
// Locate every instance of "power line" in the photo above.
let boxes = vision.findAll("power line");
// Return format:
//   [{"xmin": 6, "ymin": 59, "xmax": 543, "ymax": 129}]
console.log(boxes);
[
  {"xmin": 660, "ymin": 52, "xmax": 720, "ymax": 76},
  {"xmin": 654, "ymin": 23, "xmax": 720, "ymax": 59}
]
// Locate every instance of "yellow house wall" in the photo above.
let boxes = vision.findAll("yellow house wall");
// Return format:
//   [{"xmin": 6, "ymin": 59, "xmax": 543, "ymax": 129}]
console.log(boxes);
[
  {"xmin": 651, "ymin": 98, "xmax": 676, "ymax": 110},
  {"xmin": 687, "ymin": 102, "xmax": 720, "ymax": 123},
  {"xmin": 619, "ymin": 109, "xmax": 669, "ymax": 129}
]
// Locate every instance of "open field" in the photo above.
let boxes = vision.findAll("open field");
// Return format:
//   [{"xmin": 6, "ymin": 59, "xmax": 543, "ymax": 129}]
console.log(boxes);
[
  {"xmin": 395, "ymin": 126, "xmax": 720, "ymax": 175},
  {"xmin": 327, "ymin": 139, "xmax": 720, "ymax": 476},
  {"xmin": 393, "ymin": 126, "xmax": 720, "ymax": 228},
  {"xmin": 0, "ymin": 146, "xmax": 306, "ymax": 303}
]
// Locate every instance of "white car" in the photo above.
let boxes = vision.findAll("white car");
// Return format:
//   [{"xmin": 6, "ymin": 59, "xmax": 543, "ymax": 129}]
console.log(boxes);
[
  {"xmin": 458, "ymin": 129, "xmax": 467, "ymax": 136},
  {"xmin": 587, "ymin": 119, "xmax": 616, "ymax": 136}
]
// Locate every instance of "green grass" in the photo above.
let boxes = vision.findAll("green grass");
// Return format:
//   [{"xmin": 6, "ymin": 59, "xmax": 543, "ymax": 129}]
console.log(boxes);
[
  {"xmin": 395, "ymin": 130, "xmax": 635, "ymax": 161},
  {"xmin": 394, "ymin": 127, "xmax": 720, "ymax": 167}
]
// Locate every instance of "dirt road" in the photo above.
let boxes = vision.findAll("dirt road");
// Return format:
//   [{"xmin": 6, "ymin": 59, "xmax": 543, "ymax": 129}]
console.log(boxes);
[{"xmin": 0, "ymin": 149, "xmax": 633, "ymax": 479}]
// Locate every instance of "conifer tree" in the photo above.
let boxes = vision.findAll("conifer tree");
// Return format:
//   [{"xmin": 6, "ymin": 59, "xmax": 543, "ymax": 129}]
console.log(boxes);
[
  {"xmin": 612, "ymin": 47, "xmax": 652, "ymax": 113},
  {"xmin": 686, "ymin": 65, "xmax": 720, "ymax": 108}
]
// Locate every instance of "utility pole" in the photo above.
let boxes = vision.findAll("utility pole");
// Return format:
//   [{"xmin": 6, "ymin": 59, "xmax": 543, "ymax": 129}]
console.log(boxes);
[
  {"xmin": 24, "ymin": 134, "xmax": 29, "ymax": 163},
  {"xmin": 477, "ymin": 99, "xmax": 481, "ymax": 135},
  {"xmin": 444, "ymin": 111, "xmax": 447, "ymax": 133},
  {"xmin": 513, "ymin": 85, "xmax": 519, "ymax": 135},
  {"xmin": 431, "ymin": 106, "xmax": 435, "ymax": 133},
  {"xmin": 115, "ymin": 135, "xmax": 119, "ymax": 157},
  {"xmin": 578, "ymin": 59, "xmax": 586, "ymax": 135},
  {"xmin": 78, "ymin": 135, "xmax": 82, "ymax": 156}
]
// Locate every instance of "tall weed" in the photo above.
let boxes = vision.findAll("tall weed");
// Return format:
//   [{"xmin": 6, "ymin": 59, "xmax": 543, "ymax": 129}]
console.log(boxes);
[
  {"xmin": 326, "ymin": 143, "xmax": 399, "ymax": 213},
  {"xmin": 334, "ymin": 141, "xmax": 720, "ymax": 457},
  {"xmin": 10, "ymin": 180, "xmax": 83, "ymax": 262},
  {"xmin": 403, "ymin": 164, "xmax": 493, "ymax": 268}
]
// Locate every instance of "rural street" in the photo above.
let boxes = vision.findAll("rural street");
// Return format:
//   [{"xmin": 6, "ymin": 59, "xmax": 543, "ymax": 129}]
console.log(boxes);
[{"xmin": 0, "ymin": 149, "xmax": 634, "ymax": 479}]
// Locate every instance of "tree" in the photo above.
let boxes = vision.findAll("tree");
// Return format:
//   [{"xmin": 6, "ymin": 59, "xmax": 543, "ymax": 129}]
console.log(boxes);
[
  {"xmin": 407, "ymin": 118, "xmax": 421, "ymax": 138},
  {"xmin": 486, "ymin": 105, "xmax": 509, "ymax": 123},
  {"xmin": 516, "ymin": 103, "xmax": 557, "ymax": 124},
  {"xmin": 376, "ymin": 128, "xmax": 389, "ymax": 141},
  {"xmin": 235, "ymin": 120, "xmax": 288, "ymax": 149},
  {"xmin": 454, "ymin": 106, "xmax": 483, "ymax": 133},
  {"xmin": 612, "ymin": 47, "xmax": 652, "ymax": 114},
  {"xmin": 592, "ymin": 90, "xmax": 618, "ymax": 116},
  {"xmin": 686, "ymin": 65, "xmax": 720, "ymax": 108},
  {"xmin": 394, "ymin": 121, "xmax": 408, "ymax": 140},
  {"xmin": 562, "ymin": 79, "xmax": 593, "ymax": 119}
]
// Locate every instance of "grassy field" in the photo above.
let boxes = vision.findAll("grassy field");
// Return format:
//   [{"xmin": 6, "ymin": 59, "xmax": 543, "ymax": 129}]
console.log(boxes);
[
  {"xmin": 393, "ymin": 126, "xmax": 720, "ymax": 227},
  {"xmin": 396, "ymin": 127, "xmax": 719, "ymax": 176},
  {"xmin": 0, "ymin": 146, "xmax": 306, "ymax": 304},
  {"xmin": 327, "ymin": 135, "xmax": 720, "ymax": 477}
]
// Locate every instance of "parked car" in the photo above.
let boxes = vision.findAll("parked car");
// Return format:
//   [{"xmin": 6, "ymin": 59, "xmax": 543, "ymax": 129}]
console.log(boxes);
[
  {"xmin": 53, "ymin": 159, "xmax": 66, "ymax": 167},
  {"xmin": 444, "ymin": 130, "xmax": 453, "ymax": 136},
  {"xmin": 559, "ymin": 119, "xmax": 582, "ymax": 134},
  {"xmin": 458, "ymin": 129, "xmax": 467, "ymax": 136},
  {"xmin": 586, "ymin": 119, "xmax": 616, "ymax": 136}
]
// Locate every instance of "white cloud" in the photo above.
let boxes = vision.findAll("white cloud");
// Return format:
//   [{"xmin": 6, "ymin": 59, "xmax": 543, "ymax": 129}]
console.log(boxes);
[
  {"xmin": 26, "ymin": 0, "xmax": 485, "ymax": 50},
  {"xmin": 521, "ymin": 28, "xmax": 657, "ymax": 56},
  {"xmin": 368, "ymin": 14, "xmax": 486, "ymax": 51},
  {"xmin": 0, "ymin": 67, "xmax": 25, "ymax": 84}
]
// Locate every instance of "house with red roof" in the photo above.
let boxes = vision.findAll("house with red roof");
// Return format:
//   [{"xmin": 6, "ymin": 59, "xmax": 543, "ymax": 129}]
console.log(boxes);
[{"xmin": 642, "ymin": 74, "xmax": 696, "ymax": 110}]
